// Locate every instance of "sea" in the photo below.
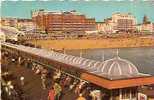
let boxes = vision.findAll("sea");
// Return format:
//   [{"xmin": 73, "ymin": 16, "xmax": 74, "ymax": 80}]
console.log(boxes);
[{"xmin": 66, "ymin": 47, "xmax": 154, "ymax": 75}]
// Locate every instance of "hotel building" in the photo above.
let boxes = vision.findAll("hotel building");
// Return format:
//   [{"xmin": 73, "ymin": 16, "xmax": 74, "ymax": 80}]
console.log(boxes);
[
  {"xmin": 136, "ymin": 15, "xmax": 154, "ymax": 33},
  {"xmin": 0, "ymin": 18, "xmax": 18, "ymax": 27},
  {"xmin": 137, "ymin": 23, "xmax": 154, "ymax": 32},
  {"xmin": 97, "ymin": 13, "xmax": 137, "ymax": 33},
  {"xmin": 96, "ymin": 20, "xmax": 115, "ymax": 33},
  {"xmin": 32, "ymin": 9, "xmax": 96, "ymax": 34},
  {"xmin": 17, "ymin": 19, "xmax": 35, "ymax": 32},
  {"xmin": 112, "ymin": 13, "xmax": 137, "ymax": 32}
]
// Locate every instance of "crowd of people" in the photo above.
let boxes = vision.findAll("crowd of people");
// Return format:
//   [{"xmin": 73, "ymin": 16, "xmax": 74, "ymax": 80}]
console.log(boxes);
[
  {"xmin": 1, "ymin": 52, "xmax": 108, "ymax": 100},
  {"xmin": 30, "ymin": 61, "xmax": 107, "ymax": 100},
  {"xmin": 1, "ymin": 54, "xmax": 28, "ymax": 100}
]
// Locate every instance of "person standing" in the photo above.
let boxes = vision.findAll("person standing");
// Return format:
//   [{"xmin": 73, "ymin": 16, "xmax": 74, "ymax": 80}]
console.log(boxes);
[
  {"xmin": 41, "ymin": 68, "xmax": 48, "ymax": 89},
  {"xmin": 6, "ymin": 81, "xmax": 13, "ymax": 96},
  {"xmin": 90, "ymin": 90, "xmax": 101, "ymax": 100},
  {"xmin": 20, "ymin": 76, "xmax": 25, "ymax": 86},
  {"xmin": 76, "ymin": 94, "xmax": 86, "ymax": 100},
  {"xmin": 48, "ymin": 87, "xmax": 55, "ymax": 100},
  {"xmin": 54, "ymin": 83, "xmax": 62, "ymax": 100},
  {"xmin": 41, "ymin": 73, "xmax": 47, "ymax": 89}
]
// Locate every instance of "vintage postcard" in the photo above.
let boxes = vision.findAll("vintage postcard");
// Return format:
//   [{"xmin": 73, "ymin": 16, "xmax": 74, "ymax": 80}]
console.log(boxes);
[{"xmin": 1, "ymin": 0, "xmax": 154, "ymax": 100}]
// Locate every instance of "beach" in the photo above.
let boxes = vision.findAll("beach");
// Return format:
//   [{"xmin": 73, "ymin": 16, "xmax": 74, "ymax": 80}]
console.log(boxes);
[{"xmin": 28, "ymin": 37, "xmax": 154, "ymax": 50}]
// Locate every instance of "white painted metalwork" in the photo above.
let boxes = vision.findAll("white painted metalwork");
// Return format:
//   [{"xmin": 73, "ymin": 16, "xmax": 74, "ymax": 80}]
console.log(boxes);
[{"xmin": 2, "ymin": 42, "xmax": 149, "ymax": 80}]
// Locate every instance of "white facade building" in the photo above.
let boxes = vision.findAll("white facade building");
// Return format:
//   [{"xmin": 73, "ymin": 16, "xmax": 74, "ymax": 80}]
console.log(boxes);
[
  {"xmin": 0, "ymin": 31, "xmax": 6, "ymax": 42},
  {"xmin": 111, "ymin": 13, "xmax": 137, "ymax": 32},
  {"xmin": 96, "ymin": 22, "xmax": 115, "ymax": 33},
  {"xmin": 17, "ymin": 21, "xmax": 35, "ymax": 32},
  {"xmin": 137, "ymin": 23, "xmax": 154, "ymax": 33},
  {"xmin": 96, "ymin": 13, "xmax": 137, "ymax": 33},
  {"xmin": 0, "ymin": 18, "xmax": 18, "ymax": 27}
]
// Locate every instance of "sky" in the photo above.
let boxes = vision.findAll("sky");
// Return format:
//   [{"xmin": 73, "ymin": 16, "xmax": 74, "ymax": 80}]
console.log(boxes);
[{"xmin": 1, "ymin": 0, "xmax": 154, "ymax": 23}]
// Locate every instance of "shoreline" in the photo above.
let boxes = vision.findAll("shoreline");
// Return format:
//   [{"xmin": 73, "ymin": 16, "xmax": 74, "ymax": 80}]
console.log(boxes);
[
  {"xmin": 61, "ymin": 45, "xmax": 154, "ymax": 51},
  {"xmin": 28, "ymin": 37, "xmax": 154, "ymax": 50}
]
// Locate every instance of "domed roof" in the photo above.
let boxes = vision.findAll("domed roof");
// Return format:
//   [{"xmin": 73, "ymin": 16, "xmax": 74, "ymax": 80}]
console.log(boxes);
[
  {"xmin": 4, "ymin": 42, "xmax": 149, "ymax": 80},
  {"xmin": 91, "ymin": 56, "xmax": 139, "ymax": 78}
]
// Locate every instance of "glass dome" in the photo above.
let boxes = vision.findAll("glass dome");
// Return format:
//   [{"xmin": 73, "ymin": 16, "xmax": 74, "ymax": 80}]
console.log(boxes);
[{"xmin": 91, "ymin": 56, "xmax": 139, "ymax": 77}]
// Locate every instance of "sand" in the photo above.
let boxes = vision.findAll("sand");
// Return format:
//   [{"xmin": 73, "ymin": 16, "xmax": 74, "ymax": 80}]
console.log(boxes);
[{"xmin": 28, "ymin": 37, "xmax": 154, "ymax": 50}]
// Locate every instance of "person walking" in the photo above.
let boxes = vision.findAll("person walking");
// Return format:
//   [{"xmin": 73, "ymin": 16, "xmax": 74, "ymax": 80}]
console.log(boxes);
[
  {"xmin": 41, "ymin": 73, "xmax": 47, "ymax": 89},
  {"xmin": 6, "ymin": 81, "xmax": 13, "ymax": 96},
  {"xmin": 20, "ymin": 76, "xmax": 25, "ymax": 86},
  {"xmin": 54, "ymin": 83, "xmax": 62, "ymax": 100},
  {"xmin": 76, "ymin": 93, "xmax": 86, "ymax": 100},
  {"xmin": 48, "ymin": 87, "xmax": 55, "ymax": 100},
  {"xmin": 41, "ymin": 68, "xmax": 48, "ymax": 89}
]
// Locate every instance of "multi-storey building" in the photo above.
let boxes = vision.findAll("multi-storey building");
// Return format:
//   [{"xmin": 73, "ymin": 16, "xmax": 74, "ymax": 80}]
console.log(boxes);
[
  {"xmin": 111, "ymin": 13, "xmax": 137, "ymax": 32},
  {"xmin": 137, "ymin": 23, "xmax": 154, "ymax": 33},
  {"xmin": 153, "ymin": 23, "xmax": 154, "ymax": 32},
  {"xmin": 96, "ymin": 13, "xmax": 137, "ymax": 33},
  {"xmin": 96, "ymin": 21, "xmax": 115, "ymax": 33},
  {"xmin": 32, "ymin": 9, "xmax": 96, "ymax": 34},
  {"xmin": 1, "ymin": 18, "xmax": 18, "ymax": 27},
  {"xmin": 141, "ymin": 23, "xmax": 153, "ymax": 32},
  {"xmin": 17, "ymin": 19, "xmax": 35, "ymax": 32},
  {"xmin": 137, "ymin": 15, "xmax": 154, "ymax": 33}
]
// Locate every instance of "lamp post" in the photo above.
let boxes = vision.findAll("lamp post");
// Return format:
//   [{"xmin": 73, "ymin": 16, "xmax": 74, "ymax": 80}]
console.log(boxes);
[
  {"xmin": 101, "ymin": 51, "xmax": 104, "ymax": 61},
  {"xmin": 80, "ymin": 50, "xmax": 83, "ymax": 58}
]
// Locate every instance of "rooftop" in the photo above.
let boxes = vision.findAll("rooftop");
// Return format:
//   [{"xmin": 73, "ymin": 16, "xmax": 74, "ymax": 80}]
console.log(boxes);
[
  {"xmin": 2, "ymin": 42, "xmax": 154, "ymax": 89},
  {"xmin": 33, "ymin": 9, "xmax": 83, "ymax": 16},
  {"xmin": 0, "ymin": 26, "xmax": 24, "ymax": 35},
  {"xmin": 2, "ymin": 42, "xmax": 150, "ymax": 80}
]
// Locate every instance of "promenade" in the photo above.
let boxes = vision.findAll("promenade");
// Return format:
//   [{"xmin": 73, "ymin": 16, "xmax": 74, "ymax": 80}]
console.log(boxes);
[{"xmin": 1, "ymin": 57, "xmax": 78, "ymax": 100}]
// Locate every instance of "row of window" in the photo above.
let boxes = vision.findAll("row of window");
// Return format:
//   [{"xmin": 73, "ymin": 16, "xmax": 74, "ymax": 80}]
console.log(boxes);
[
  {"xmin": 48, "ymin": 23, "xmax": 95, "ymax": 25},
  {"xmin": 48, "ymin": 27, "xmax": 95, "ymax": 30},
  {"xmin": 55, "ymin": 24, "xmax": 95, "ymax": 26},
  {"xmin": 50, "ymin": 27, "xmax": 95, "ymax": 29}
]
